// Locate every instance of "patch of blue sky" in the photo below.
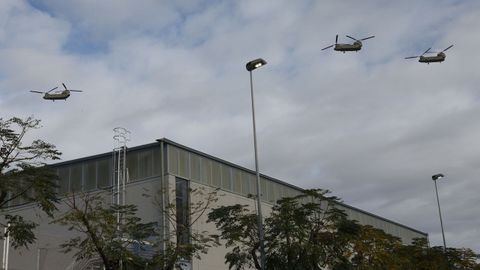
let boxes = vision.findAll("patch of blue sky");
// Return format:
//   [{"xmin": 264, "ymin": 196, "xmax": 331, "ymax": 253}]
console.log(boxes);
[
  {"xmin": 26, "ymin": 0, "xmax": 49, "ymax": 14},
  {"xmin": 61, "ymin": 28, "xmax": 110, "ymax": 55},
  {"xmin": 153, "ymin": 0, "xmax": 235, "ymax": 48},
  {"xmin": 26, "ymin": 0, "xmax": 107, "ymax": 55},
  {"xmin": 138, "ymin": 19, "xmax": 204, "ymax": 50}
]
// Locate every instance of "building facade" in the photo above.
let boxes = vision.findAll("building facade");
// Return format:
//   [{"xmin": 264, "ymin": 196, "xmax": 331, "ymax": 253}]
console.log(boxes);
[{"xmin": 1, "ymin": 138, "xmax": 427, "ymax": 270}]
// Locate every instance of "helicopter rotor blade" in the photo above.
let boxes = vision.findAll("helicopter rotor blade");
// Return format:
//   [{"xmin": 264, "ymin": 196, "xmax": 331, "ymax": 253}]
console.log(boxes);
[
  {"xmin": 360, "ymin": 35, "xmax": 375, "ymax": 41},
  {"xmin": 404, "ymin": 56, "xmax": 419, "ymax": 59},
  {"xmin": 30, "ymin": 90, "xmax": 45, "ymax": 94},
  {"xmin": 69, "ymin": 90, "xmax": 83, "ymax": 92},
  {"xmin": 442, "ymin": 45, "xmax": 454, "ymax": 52},
  {"xmin": 62, "ymin": 83, "xmax": 68, "ymax": 90},
  {"xmin": 47, "ymin": 86, "xmax": 58, "ymax": 93},
  {"xmin": 335, "ymin": 34, "xmax": 338, "ymax": 44},
  {"xmin": 321, "ymin": 44, "xmax": 335, "ymax": 51},
  {"xmin": 421, "ymin": 47, "xmax": 431, "ymax": 56},
  {"xmin": 346, "ymin": 35, "xmax": 357, "ymax": 41}
]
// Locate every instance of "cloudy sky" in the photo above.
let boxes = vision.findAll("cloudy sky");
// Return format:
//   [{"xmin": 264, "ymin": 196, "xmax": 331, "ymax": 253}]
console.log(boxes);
[{"xmin": 1, "ymin": 0, "xmax": 479, "ymax": 251}]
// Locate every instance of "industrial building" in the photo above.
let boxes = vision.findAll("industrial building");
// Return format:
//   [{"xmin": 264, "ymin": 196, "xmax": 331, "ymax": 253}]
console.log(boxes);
[{"xmin": 1, "ymin": 138, "xmax": 428, "ymax": 270}]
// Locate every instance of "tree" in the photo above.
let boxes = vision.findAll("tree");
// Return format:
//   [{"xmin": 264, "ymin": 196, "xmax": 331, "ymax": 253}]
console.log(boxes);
[
  {"xmin": 55, "ymin": 186, "xmax": 220, "ymax": 270},
  {"xmin": 265, "ymin": 189, "xmax": 360, "ymax": 270},
  {"xmin": 349, "ymin": 225, "xmax": 404, "ymax": 270},
  {"xmin": 149, "ymin": 186, "xmax": 220, "ymax": 270},
  {"xmin": 206, "ymin": 203, "xmax": 259, "ymax": 270},
  {"xmin": 395, "ymin": 238, "xmax": 480, "ymax": 270},
  {"xmin": 343, "ymin": 224, "xmax": 480, "ymax": 270},
  {"xmin": 208, "ymin": 189, "xmax": 480, "ymax": 270},
  {"xmin": 207, "ymin": 189, "xmax": 360, "ymax": 270},
  {"xmin": 54, "ymin": 191, "xmax": 157, "ymax": 270},
  {"xmin": 0, "ymin": 116, "xmax": 61, "ymax": 248}
]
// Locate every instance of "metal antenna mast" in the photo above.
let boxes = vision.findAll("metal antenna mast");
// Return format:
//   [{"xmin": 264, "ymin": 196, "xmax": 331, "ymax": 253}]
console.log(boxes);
[
  {"xmin": 113, "ymin": 127, "xmax": 130, "ymax": 270},
  {"xmin": 113, "ymin": 127, "xmax": 130, "ymax": 208}
]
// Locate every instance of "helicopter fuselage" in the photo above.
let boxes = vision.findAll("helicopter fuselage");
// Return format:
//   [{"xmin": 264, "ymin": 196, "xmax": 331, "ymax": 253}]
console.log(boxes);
[
  {"xmin": 419, "ymin": 52, "xmax": 446, "ymax": 63},
  {"xmin": 334, "ymin": 42, "xmax": 362, "ymax": 52},
  {"xmin": 43, "ymin": 90, "xmax": 71, "ymax": 100}
]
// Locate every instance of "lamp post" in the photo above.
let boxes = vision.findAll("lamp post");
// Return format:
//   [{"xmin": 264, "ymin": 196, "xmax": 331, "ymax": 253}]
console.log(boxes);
[
  {"xmin": 246, "ymin": 58, "xmax": 267, "ymax": 270},
  {"xmin": 2, "ymin": 224, "xmax": 10, "ymax": 270},
  {"xmin": 432, "ymin": 173, "xmax": 447, "ymax": 252}
]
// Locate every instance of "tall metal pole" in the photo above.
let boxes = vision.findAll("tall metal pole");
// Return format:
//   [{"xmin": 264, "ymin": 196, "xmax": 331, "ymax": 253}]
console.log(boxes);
[
  {"xmin": 2, "ymin": 224, "xmax": 10, "ymax": 270},
  {"xmin": 249, "ymin": 70, "xmax": 266, "ymax": 270},
  {"xmin": 433, "ymin": 178, "xmax": 447, "ymax": 252}
]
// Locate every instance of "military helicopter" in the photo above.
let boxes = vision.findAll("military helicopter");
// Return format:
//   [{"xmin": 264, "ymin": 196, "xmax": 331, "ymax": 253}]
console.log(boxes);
[
  {"xmin": 405, "ymin": 45, "xmax": 453, "ymax": 63},
  {"xmin": 321, "ymin": 34, "xmax": 375, "ymax": 52},
  {"xmin": 30, "ymin": 83, "xmax": 82, "ymax": 101}
]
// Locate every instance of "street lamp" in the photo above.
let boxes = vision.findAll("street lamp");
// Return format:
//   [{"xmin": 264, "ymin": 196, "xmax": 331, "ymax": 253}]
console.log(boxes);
[
  {"xmin": 2, "ymin": 223, "xmax": 10, "ymax": 270},
  {"xmin": 246, "ymin": 58, "xmax": 267, "ymax": 270},
  {"xmin": 432, "ymin": 173, "xmax": 447, "ymax": 252}
]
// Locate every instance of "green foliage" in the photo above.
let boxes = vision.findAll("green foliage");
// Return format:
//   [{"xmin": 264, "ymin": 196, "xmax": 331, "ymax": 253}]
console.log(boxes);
[
  {"xmin": 265, "ymin": 190, "xmax": 360, "ymax": 270},
  {"xmin": 394, "ymin": 238, "xmax": 480, "ymax": 270},
  {"xmin": 2, "ymin": 215, "xmax": 36, "ymax": 249},
  {"xmin": 0, "ymin": 116, "xmax": 61, "ymax": 248},
  {"xmin": 342, "ymin": 224, "xmax": 480, "ymax": 270},
  {"xmin": 54, "ymin": 192, "xmax": 157, "ymax": 270},
  {"xmin": 349, "ymin": 225, "xmax": 404, "ymax": 270},
  {"xmin": 208, "ymin": 189, "xmax": 480, "ymax": 270},
  {"xmin": 208, "ymin": 189, "xmax": 360, "ymax": 270},
  {"xmin": 207, "ymin": 204, "xmax": 259, "ymax": 270},
  {"xmin": 56, "ymin": 187, "xmax": 220, "ymax": 270}
]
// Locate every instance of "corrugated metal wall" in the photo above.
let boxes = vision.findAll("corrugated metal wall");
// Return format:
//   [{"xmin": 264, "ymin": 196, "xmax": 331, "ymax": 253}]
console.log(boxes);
[{"xmin": 166, "ymin": 145, "xmax": 302, "ymax": 203}]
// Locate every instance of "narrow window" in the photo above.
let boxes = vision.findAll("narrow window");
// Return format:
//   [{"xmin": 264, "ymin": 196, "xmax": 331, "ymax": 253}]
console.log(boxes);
[{"xmin": 176, "ymin": 178, "xmax": 189, "ymax": 244}]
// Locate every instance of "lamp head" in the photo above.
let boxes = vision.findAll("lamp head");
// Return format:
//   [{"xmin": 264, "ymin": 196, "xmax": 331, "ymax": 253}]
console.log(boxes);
[
  {"xmin": 246, "ymin": 58, "xmax": 267, "ymax": 71},
  {"xmin": 432, "ymin": 173, "xmax": 445, "ymax": 181}
]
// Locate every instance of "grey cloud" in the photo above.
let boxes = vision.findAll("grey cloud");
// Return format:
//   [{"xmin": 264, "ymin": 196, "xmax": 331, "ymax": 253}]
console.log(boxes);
[{"xmin": 1, "ymin": 0, "xmax": 479, "ymax": 252}]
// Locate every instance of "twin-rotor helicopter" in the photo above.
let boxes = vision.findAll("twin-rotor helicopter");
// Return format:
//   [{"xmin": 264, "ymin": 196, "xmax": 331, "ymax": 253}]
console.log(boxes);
[
  {"xmin": 30, "ymin": 83, "xmax": 82, "ymax": 101},
  {"xmin": 28, "ymin": 37, "xmax": 453, "ymax": 102},
  {"xmin": 321, "ymin": 34, "xmax": 375, "ymax": 52},
  {"xmin": 321, "ymin": 33, "xmax": 454, "ymax": 64},
  {"xmin": 404, "ymin": 45, "xmax": 454, "ymax": 64}
]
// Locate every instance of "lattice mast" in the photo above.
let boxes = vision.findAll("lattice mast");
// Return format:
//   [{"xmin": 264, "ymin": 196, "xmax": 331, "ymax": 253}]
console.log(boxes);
[
  {"xmin": 113, "ymin": 127, "xmax": 130, "ymax": 207},
  {"xmin": 113, "ymin": 127, "xmax": 130, "ymax": 270}
]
